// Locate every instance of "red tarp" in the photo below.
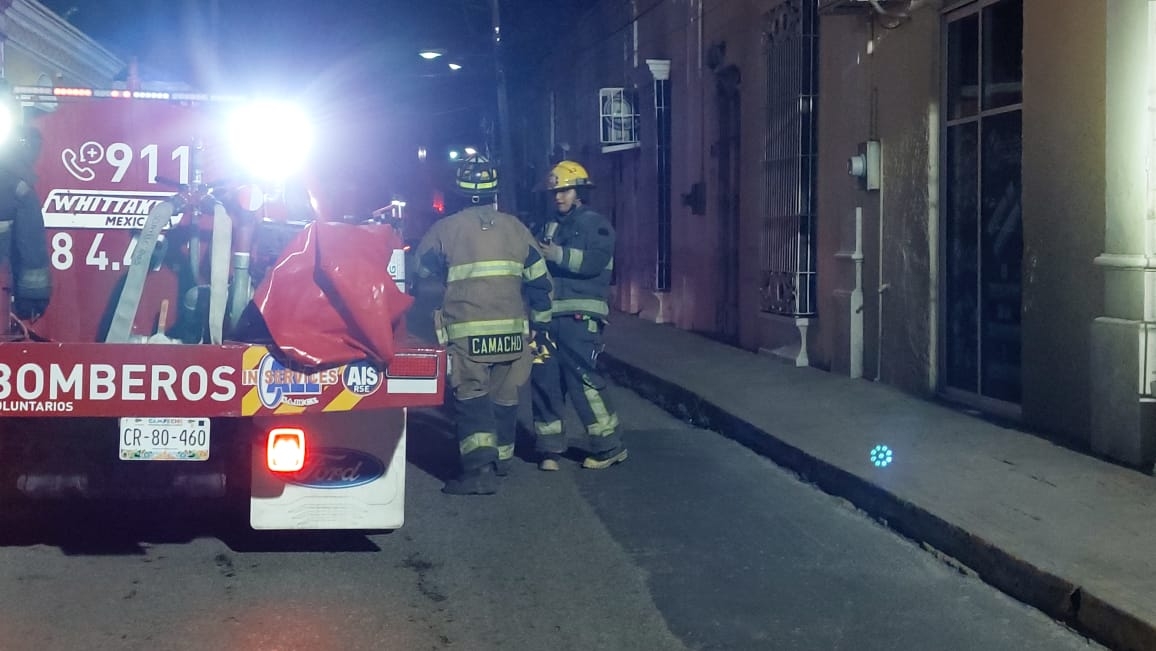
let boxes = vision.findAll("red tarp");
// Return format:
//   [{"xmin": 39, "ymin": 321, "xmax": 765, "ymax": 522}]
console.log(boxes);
[{"xmin": 253, "ymin": 221, "xmax": 412, "ymax": 367}]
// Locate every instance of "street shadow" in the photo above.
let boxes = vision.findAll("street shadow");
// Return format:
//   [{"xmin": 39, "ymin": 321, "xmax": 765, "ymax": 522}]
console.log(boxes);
[
  {"xmin": 216, "ymin": 524, "xmax": 386, "ymax": 553},
  {"xmin": 0, "ymin": 498, "xmax": 386, "ymax": 554},
  {"xmin": 0, "ymin": 499, "xmax": 223, "ymax": 555},
  {"xmin": 406, "ymin": 406, "xmax": 459, "ymax": 483}
]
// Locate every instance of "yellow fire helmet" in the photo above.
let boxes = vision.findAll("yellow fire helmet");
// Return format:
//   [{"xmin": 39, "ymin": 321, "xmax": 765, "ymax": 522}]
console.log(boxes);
[
  {"xmin": 455, "ymin": 154, "xmax": 499, "ymax": 196},
  {"xmin": 545, "ymin": 160, "xmax": 594, "ymax": 191}
]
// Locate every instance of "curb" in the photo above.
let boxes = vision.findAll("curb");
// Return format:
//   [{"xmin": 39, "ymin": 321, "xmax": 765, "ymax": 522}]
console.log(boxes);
[{"xmin": 601, "ymin": 353, "xmax": 1155, "ymax": 651}]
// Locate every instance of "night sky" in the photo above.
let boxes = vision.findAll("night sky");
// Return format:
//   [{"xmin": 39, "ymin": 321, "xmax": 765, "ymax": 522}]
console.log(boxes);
[
  {"xmin": 36, "ymin": 0, "xmax": 511, "ymax": 212},
  {"xmin": 35, "ymin": 0, "xmax": 584, "ymax": 214},
  {"xmin": 40, "ymin": 1, "xmax": 489, "ymax": 88}
]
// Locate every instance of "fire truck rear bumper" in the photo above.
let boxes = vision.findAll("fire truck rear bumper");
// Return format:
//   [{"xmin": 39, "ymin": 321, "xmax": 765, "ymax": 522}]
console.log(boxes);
[
  {"xmin": 14, "ymin": 471, "xmax": 228, "ymax": 499},
  {"xmin": 0, "ymin": 416, "xmax": 246, "ymax": 501}
]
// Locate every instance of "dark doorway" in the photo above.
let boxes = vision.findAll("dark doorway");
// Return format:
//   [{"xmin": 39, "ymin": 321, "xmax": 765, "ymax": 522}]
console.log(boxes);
[
  {"xmin": 942, "ymin": 0, "xmax": 1023, "ymax": 408},
  {"xmin": 715, "ymin": 64, "xmax": 742, "ymax": 342}
]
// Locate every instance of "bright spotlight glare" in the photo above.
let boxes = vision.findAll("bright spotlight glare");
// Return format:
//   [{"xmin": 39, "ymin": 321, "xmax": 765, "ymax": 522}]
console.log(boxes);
[
  {"xmin": 229, "ymin": 102, "xmax": 313, "ymax": 180},
  {"xmin": 449, "ymin": 150, "xmax": 460, "ymax": 160},
  {"xmin": 419, "ymin": 49, "xmax": 445, "ymax": 60},
  {"xmin": 0, "ymin": 105, "xmax": 13, "ymax": 146},
  {"xmin": 448, "ymin": 63, "xmax": 463, "ymax": 71},
  {"xmin": 464, "ymin": 147, "xmax": 477, "ymax": 156}
]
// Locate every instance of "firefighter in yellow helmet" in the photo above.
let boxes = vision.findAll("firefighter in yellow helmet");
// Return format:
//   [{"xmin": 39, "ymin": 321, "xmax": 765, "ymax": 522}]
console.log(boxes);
[
  {"xmin": 414, "ymin": 154, "xmax": 553, "ymax": 494},
  {"xmin": 531, "ymin": 160, "xmax": 626, "ymax": 471}
]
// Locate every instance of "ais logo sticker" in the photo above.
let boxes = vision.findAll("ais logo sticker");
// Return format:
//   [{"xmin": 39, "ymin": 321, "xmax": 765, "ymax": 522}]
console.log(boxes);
[{"xmin": 342, "ymin": 360, "xmax": 382, "ymax": 396}]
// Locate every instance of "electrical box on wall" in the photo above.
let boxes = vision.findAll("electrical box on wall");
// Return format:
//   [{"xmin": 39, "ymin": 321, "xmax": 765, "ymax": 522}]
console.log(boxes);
[{"xmin": 848, "ymin": 140, "xmax": 880, "ymax": 191}]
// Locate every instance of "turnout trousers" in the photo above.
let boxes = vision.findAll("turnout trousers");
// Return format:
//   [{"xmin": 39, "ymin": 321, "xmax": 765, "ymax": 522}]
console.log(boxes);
[
  {"xmin": 448, "ymin": 343, "xmax": 531, "ymax": 472},
  {"xmin": 531, "ymin": 315, "xmax": 620, "ymax": 455}
]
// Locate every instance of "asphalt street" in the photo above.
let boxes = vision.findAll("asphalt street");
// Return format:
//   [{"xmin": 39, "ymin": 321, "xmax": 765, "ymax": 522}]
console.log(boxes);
[{"xmin": 0, "ymin": 383, "xmax": 1102, "ymax": 650}]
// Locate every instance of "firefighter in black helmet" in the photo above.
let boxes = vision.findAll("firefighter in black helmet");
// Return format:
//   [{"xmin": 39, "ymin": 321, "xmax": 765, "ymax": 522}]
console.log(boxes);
[
  {"xmin": 0, "ymin": 93, "xmax": 51, "ymax": 325},
  {"xmin": 530, "ymin": 160, "xmax": 626, "ymax": 471},
  {"xmin": 414, "ymin": 154, "xmax": 552, "ymax": 494}
]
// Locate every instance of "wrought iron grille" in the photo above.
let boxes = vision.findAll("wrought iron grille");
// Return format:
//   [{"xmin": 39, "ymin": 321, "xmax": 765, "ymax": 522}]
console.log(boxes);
[{"xmin": 760, "ymin": 0, "xmax": 818, "ymax": 316}]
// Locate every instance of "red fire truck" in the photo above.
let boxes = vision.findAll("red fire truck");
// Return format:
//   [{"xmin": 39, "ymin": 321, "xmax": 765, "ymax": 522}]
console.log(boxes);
[{"xmin": 0, "ymin": 84, "xmax": 445, "ymax": 530}]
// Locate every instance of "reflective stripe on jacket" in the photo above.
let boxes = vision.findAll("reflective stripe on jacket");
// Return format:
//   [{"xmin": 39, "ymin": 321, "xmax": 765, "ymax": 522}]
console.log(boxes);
[
  {"xmin": 541, "ymin": 205, "xmax": 614, "ymax": 319},
  {"xmin": 416, "ymin": 205, "xmax": 552, "ymax": 346}
]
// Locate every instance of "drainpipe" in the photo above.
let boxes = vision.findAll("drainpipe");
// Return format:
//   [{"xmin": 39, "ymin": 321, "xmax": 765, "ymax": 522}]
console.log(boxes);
[
  {"xmin": 851, "ymin": 207, "xmax": 865, "ymax": 378},
  {"xmin": 647, "ymin": 59, "xmax": 672, "ymax": 294}
]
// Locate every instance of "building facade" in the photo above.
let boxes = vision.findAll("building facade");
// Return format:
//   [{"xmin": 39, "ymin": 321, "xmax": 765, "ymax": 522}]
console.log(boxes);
[
  {"xmin": 513, "ymin": 0, "xmax": 1156, "ymax": 469},
  {"xmin": 0, "ymin": 0, "xmax": 121, "ymax": 88}
]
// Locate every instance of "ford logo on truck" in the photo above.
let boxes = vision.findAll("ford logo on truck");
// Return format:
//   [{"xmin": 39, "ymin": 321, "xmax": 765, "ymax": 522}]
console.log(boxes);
[{"xmin": 287, "ymin": 447, "xmax": 385, "ymax": 489}]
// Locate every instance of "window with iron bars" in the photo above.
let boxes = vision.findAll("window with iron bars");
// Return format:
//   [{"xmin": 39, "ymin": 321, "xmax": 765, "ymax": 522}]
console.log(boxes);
[{"xmin": 761, "ymin": 0, "xmax": 818, "ymax": 317}]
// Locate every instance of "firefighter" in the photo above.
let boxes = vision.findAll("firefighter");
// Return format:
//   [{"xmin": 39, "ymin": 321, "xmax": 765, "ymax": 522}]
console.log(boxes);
[
  {"xmin": 0, "ymin": 120, "xmax": 51, "ymax": 324},
  {"xmin": 414, "ymin": 154, "xmax": 552, "ymax": 494},
  {"xmin": 531, "ymin": 160, "xmax": 626, "ymax": 471}
]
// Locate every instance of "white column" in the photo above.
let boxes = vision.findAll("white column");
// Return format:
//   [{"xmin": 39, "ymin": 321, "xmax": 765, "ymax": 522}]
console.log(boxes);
[{"xmin": 1090, "ymin": 1, "xmax": 1156, "ymax": 466}]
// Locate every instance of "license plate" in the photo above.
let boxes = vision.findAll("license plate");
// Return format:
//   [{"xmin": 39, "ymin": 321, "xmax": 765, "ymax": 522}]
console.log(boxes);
[{"xmin": 119, "ymin": 417, "xmax": 211, "ymax": 461}]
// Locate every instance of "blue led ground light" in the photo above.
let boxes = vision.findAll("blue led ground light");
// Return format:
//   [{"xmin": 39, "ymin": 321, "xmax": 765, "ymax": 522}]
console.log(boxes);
[{"xmin": 870, "ymin": 445, "xmax": 893, "ymax": 468}]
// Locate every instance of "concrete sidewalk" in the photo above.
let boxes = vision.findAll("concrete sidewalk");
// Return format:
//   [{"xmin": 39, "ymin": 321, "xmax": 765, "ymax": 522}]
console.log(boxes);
[{"xmin": 600, "ymin": 311, "xmax": 1156, "ymax": 651}]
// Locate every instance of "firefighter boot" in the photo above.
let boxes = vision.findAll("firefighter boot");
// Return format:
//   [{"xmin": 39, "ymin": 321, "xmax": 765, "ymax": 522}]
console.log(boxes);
[
  {"xmin": 494, "ymin": 458, "xmax": 513, "ymax": 477},
  {"xmin": 442, "ymin": 463, "xmax": 498, "ymax": 495},
  {"xmin": 538, "ymin": 453, "xmax": 562, "ymax": 472},
  {"xmin": 582, "ymin": 446, "xmax": 629, "ymax": 470}
]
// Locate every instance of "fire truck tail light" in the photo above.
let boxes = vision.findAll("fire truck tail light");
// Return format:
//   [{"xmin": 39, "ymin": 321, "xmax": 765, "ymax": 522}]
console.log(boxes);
[
  {"xmin": 267, "ymin": 427, "xmax": 306, "ymax": 472},
  {"xmin": 386, "ymin": 354, "xmax": 439, "ymax": 379}
]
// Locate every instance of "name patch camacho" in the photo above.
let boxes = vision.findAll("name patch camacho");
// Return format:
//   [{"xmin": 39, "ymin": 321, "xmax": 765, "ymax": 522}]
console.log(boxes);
[{"xmin": 468, "ymin": 333, "xmax": 524, "ymax": 356}]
